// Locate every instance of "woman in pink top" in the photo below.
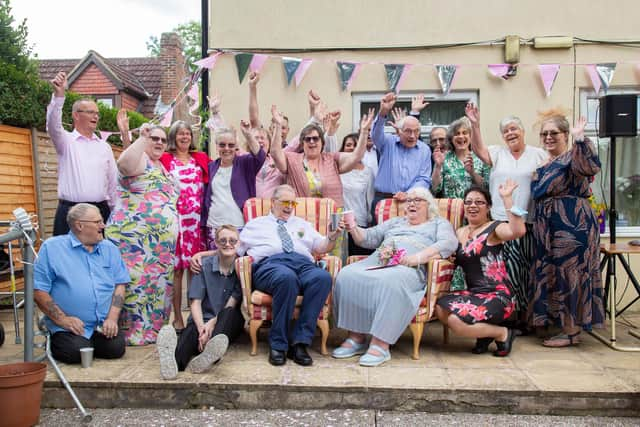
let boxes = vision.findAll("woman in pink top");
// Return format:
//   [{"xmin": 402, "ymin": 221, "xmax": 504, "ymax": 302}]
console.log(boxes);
[{"xmin": 270, "ymin": 108, "xmax": 374, "ymax": 208}]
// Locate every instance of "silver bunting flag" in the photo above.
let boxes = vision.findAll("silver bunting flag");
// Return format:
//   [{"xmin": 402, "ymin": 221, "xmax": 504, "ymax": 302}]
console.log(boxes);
[
  {"xmin": 436, "ymin": 65, "xmax": 457, "ymax": 95},
  {"xmin": 596, "ymin": 63, "xmax": 616, "ymax": 93}
]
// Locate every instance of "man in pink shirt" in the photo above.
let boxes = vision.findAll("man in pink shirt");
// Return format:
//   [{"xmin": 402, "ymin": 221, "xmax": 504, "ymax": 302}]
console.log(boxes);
[{"xmin": 46, "ymin": 72, "xmax": 118, "ymax": 236}]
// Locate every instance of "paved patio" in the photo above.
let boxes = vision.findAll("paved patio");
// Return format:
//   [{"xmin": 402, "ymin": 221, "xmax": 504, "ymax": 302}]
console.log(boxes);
[{"xmin": 0, "ymin": 309, "xmax": 638, "ymax": 416}]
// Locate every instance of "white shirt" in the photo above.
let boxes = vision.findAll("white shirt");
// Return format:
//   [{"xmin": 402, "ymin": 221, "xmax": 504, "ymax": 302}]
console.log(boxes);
[
  {"xmin": 488, "ymin": 145, "xmax": 548, "ymax": 222},
  {"xmin": 239, "ymin": 213, "xmax": 324, "ymax": 263},
  {"xmin": 340, "ymin": 166, "xmax": 375, "ymax": 226},
  {"xmin": 207, "ymin": 165, "xmax": 245, "ymax": 228},
  {"xmin": 362, "ymin": 148, "xmax": 379, "ymax": 177}
]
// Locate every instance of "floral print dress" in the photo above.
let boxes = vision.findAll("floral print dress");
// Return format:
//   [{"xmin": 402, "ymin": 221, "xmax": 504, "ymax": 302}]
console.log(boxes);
[
  {"xmin": 437, "ymin": 221, "xmax": 515, "ymax": 325},
  {"xmin": 106, "ymin": 161, "xmax": 179, "ymax": 345},
  {"xmin": 166, "ymin": 156, "xmax": 205, "ymax": 269}
]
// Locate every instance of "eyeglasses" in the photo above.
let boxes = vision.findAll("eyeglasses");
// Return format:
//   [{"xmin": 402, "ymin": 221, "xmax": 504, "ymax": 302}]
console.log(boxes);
[
  {"xmin": 402, "ymin": 128, "xmax": 420, "ymax": 135},
  {"xmin": 78, "ymin": 219, "xmax": 105, "ymax": 225},
  {"xmin": 405, "ymin": 198, "xmax": 427, "ymax": 205},
  {"xmin": 539, "ymin": 130, "xmax": 563, "ymax": 138},
  {"xmin": 76, "ymin": 110, "xmax": 100, "ymax": 116},
  {"xmin": 277, "ymin": 200, "xmax": 298, "ymax": 208},
  {"xmin": 303, "ymin": 136, "xmax": 320, "ymax": 143},
  {"xmin": 464, "ymin": 200, "xmax": 487, "ymax": 206},
  {"xmin": 216, "ymin": 238, "xmax": 238, "ymax": 246},
  {"xmin": 218, "ymin": 143, "xmax": 236, "ymax": 149},
  {"xmin": 150, "ymin": 135, "xmax": 167, "ymax": 144}
]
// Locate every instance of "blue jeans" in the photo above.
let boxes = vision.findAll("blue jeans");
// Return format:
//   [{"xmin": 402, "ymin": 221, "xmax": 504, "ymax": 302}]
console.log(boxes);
[{"xmin": 252, "ymin": 252, "xmax": 332, "ymax": 351}]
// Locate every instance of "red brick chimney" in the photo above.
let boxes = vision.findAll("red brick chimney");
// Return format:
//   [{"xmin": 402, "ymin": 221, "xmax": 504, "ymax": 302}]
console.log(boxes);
[{"xmin": 159, "ymin": 32, "xmax": 186, "ymax": 111}]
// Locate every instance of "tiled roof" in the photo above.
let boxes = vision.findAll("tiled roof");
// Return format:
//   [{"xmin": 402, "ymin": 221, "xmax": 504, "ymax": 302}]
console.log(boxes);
[{"xmin": 38, "ymin": 52, "xmax": 162, "ymax": 118}]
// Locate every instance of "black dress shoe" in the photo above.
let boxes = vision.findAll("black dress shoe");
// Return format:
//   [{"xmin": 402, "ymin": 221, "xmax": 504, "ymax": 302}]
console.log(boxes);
[
  {"xmin": 493, "ymin": 329, "xmax": 516, "ymax": 357},
  {"xmin": 471, "ymin": 337, "xmax": 494, "ymax": 354},
  {"xmin": 269, "ymin": 348, "xmax": 286, "ymax": 366},
  {"xmin": 287, "ymin": 343, "xmax": 313, "ymax": 366}
]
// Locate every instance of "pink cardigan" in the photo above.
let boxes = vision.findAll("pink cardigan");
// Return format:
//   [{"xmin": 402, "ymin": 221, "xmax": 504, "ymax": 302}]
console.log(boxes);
[{"xmin": 285, "ymin": 151, "xmax": 344, "ymax": 207}]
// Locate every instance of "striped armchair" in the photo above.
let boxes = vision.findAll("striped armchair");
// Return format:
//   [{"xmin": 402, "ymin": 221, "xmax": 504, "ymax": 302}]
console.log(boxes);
[
  {"xmin": 235, "ymin": 197, "xmax": 342, "ymax": 356},
  {"xmin": 347, "ymin": 197, "xmax": 464, "ymax": 360}
]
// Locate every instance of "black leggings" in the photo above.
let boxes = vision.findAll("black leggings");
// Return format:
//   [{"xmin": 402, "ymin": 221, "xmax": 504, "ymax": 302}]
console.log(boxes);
[
  {"xmin": 50, "ymin": 331, "xmax": 125, "ymax": 364},
  {"xmin": 174, "ymin": 306, "xmax": 244, "ymax": 371}
]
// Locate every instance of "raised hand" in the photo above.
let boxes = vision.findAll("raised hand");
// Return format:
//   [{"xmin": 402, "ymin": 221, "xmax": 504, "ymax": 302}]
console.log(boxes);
[
  {"xmin": 116, "ymin": 109, "xmax": 129, "ymax": 134},
  {"xmin": 379, "ymin": 92, "xmax": 397, "ymax": 116},
  {"xmin": 139, "ymin": 122, "xmax": 152, "ymax": 139},
  {"xmin": 432, "ymin": 146, "xmax": 445, "ymax": 166},
  {"xmin": 207, "ymin": 93, "xmax": 221, "ymax": 114},
  {"xmin": 465, "ymin": 102, "xmax": 480, "ymax": 126},
  {"xmin": 386, "ymin": 107, "xmax": 406, "ymax": 134},
  {"xmin": 313, "ymin": 101, "xmax": 329, "ymax": 123},
  {"xmin": 271, "ymin": 105, "xmax": 284, "ymax": 126},
  {"xmin": 360, "ymin": 108, "xmax": 375, "ymax": 131},
  {"xmin": 325, "ymin": 110, "xmax": 341, "ymax": 135},
  {"xmin": 571, "ymin": 116, "xmax": 587, "ymax": 141},
  {"xmin": 411, "ymin": 94, "xmax": 429, "ymax": 112},
  {"xmin": 248, "ymin": 71, "xmax": 260, "ymax": 87},
  {"xmin": 498, "ymin": 178, "xmax": 519, "ymax": 199},
  {"xmin": 308, "ymin": 89, "xmax": 321, "ymax": 115},
  {"xmin": 239, "ymin": 119, "xmax": 252, "ymax": 137},
  {"xmin": 51, "ymin": 71, "xmax": 67, "ymax": 97}
]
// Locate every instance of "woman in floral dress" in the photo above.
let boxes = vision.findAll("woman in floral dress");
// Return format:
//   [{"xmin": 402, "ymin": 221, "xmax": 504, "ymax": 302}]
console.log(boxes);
[
  {"xmin": 107, "ymin": 124, "xmax": 178, "ymax": 346},
  {"xmin": 160, "ymin": 121, "xmax": 209, "ymax": 331},
  {"xmin": 528, "ymin": 113, "xmax": 603, "ymax": 347},
  {"xmin": 435, "ymin": 180, "xmax": 525, "ymax": 357}
]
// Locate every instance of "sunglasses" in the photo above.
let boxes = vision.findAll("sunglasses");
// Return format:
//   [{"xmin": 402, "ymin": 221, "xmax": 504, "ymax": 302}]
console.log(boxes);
[
  {"xmin": 278, "ymin": 200, "xmax": 298, "ymax": 208},
  {"xmin": 150, "ymin": 135, "xmax": 167, "ymax": 143},
  {"xmin": 216, "ymin": 238, "xmax": 238, "ymax": 246},
  {"xmin": 464, "ymin": 200, "xmax": 487, "ymax": 206},
  {"xmin": 539, "ymin": 130, "xmax": 564, "ymax": 138},
  {"xmin": 218, "ymin": 143, "xmax": 236, "ymax": 149},
  {"xmin": 303, "ymin": 136, "xmax": 320, "ymax": 143}
]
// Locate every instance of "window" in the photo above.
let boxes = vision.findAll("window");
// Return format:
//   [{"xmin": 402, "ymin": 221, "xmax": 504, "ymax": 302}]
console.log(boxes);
[
  {"xmin": 95, "ymin": 97, "xmax": 114, "ymax": 108},
  {"xmin": 581, "ymin": 89, "xmax": 640, "ymax": 234},
  {"xmin": 352, "ymin": 91, "xmax": 478, "ymax": 144}
]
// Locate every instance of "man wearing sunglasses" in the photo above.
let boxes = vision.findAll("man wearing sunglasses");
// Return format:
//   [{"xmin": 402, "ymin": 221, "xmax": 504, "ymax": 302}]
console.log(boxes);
[
  {"xmin": 47, "ymin": 71, "xmax": 118, "ymax": 236},
  {"xmin": 239, "ymin": 185, "xmax": 343, "ymax": 366}
]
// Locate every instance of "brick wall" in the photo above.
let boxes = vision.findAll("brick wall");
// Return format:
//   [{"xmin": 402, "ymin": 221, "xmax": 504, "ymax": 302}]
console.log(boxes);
[
  {"xmin": 69, "ymin": 64, "xmax": 118, "ymax": 95},
  {"xmin": 121, "ymin": 92, "xmax": 140, "ymax": 111},
  {"xmin": 160, "ymin": 32, "xmax": 188, "ymax": 122}
]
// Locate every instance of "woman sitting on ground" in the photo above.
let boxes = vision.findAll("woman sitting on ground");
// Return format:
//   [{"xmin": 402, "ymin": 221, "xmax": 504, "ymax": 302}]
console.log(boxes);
[
  {"xmin": 157, "ymin": 225, "xmax": 244, "ymax": 380},
  {"xmin": 435, "ymin": 180, "xmax": 525, "ymax": 357},
  {"xmin": 332, "ymin": 187, "xmax": 458, "ymax": 367}
]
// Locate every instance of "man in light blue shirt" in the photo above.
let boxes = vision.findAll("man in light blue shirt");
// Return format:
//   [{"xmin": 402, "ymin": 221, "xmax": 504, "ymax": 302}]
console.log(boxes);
[
  {"xmin": 34, "ymin": 203, "xmax": 130, "ymax": 364},
  {"xmin": 370, "ymin": 92, "xmax": 432, "ymax": 222}
]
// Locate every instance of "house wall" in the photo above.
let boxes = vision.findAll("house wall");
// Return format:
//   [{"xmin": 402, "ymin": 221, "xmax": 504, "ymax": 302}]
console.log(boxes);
[
  {"xmin": 206, "ymin": 0, "xmax": 640, "ymax": 312},
  {"xmin": 121, "ymin": 92, "xmax": 141, "ymax": 112},
  {"xmin": 69, "ymin": 64, "xmax": 118, "ymax": 96}
]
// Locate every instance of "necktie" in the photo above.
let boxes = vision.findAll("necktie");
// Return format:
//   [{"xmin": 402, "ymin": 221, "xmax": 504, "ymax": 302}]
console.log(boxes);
[{"xmin": 277, "ymin": 219, "xmax": 294, "ymax": 253}]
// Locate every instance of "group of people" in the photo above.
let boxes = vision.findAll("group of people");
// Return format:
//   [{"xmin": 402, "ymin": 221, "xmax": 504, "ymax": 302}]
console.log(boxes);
[{"xmin": 33, "ymin": 69, "xmax": 604, "ymax": 374}]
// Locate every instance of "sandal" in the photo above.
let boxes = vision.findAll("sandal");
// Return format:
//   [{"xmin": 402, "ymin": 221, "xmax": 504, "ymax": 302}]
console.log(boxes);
[
  {"xmin": 493, "ymin": 329, "xmax": 516, "ymax": 357},
  {"xmin": 542, "ymin": 331, "xmax": 581, "ymax": 348},
  {"xmin": 471, "ymin": 337, "xmax": 494, "ymax": 354}
]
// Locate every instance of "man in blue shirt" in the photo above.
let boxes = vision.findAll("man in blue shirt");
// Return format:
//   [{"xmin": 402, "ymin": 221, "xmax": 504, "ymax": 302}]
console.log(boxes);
[
  {"xmin": 370, "ymin": 92, "xmax": 432, "ymax": 222},
  {"xmin": 34, "ymin": 203, "xmax": 130, "ymax": 364}
]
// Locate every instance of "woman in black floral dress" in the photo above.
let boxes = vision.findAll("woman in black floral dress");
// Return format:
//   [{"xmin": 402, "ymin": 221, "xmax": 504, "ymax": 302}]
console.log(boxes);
[{"xmin": 436, "ymin": 180, "xmax": 525, "ymax": 356}]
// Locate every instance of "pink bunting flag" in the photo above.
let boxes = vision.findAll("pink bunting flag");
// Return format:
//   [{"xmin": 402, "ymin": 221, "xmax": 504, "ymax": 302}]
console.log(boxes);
[
  {"xmin": 538, "ymin": 64, "xmax": 560, "ymax": 97},
  {"xmin": 187, "ymin": 83, "xmax": 199, "ymax": 114},
  {"xmin": 159, "ymin": 107, "xmax": 173, "ymax": 127},
  {"xmin": 346, "ymin": 63, "xmax": 362, "ymax": 91},
  {"xmin": 585, "ymin": 65, "xmax": 601, "ymax": 94},
  {"xmin": 193, "ymin": 52, "xmax": 221, "ymax": 70},
  {"xmin": 249, "ymin": 54, "xmax": 269, "ymax": 73},
  {"xmin": 394, "ymin": 64, "xmax": 413, "ymax": 94},
  {"xmin": 488, "ymin": 64, "xmax": 510, "ymax": 79},
  {"xmin": 294, "ymin": 58, "xmax": 313, "ymax": 87},
  {"xmin": 99, "ymin": 131, "xmax": 114, "ymax": 142}
]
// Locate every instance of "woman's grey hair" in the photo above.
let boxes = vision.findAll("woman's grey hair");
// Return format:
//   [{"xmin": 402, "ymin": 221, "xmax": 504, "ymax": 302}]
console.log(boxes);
[
  {"xmin": 214, "ymin": 128, "xmax": 236, "ymax": 145},
  {"xmin": 66, "ymin": 203, "xmax": 100, "ymax": 228},
  {"xmin": 499, "ymin": 116, "xmax": 524, "ymax": 133},
  {"xmin": 447, "ymin": 117, "xmax": 472, "ymax": 142},
  {"xmin": 406, "ymin": 187, "xmax": 440, "ymax": 220},
  {"xmin": 167, "ymin": 120, "xmax": 195, "ymax": 152}
]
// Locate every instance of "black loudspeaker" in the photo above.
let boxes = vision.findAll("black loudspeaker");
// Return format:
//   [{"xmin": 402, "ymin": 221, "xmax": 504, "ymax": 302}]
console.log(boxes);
[{"xmin": 598, "ymin": 94, "xmax": 638, "ymax": 137}]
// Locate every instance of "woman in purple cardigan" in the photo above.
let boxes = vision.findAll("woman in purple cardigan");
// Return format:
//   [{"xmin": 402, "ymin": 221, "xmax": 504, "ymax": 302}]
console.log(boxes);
[{"xmin": 201, "ymin": 120, "xmax": 265, "ymax": 249}]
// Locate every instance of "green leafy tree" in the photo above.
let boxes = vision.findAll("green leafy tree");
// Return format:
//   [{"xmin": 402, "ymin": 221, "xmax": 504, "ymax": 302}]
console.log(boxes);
[
  {"xmin": 0, "ymin": 0, "xmax": 50, "ymax": 129},
  {"xmin": 146, "ymin": 21, "xmax": 201, "ymax": 72}
]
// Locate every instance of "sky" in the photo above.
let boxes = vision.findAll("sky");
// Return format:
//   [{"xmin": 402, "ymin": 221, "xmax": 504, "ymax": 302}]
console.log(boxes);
[{"xmin": 11, "ymin": 0, "xmax": 201, "ymax": 59}]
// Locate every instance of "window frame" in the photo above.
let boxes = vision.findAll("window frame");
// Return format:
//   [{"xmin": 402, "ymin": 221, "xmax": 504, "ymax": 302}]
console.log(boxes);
[{"xmin": 580, "ymin": 88, "xmax": 640, "ymax": 237}]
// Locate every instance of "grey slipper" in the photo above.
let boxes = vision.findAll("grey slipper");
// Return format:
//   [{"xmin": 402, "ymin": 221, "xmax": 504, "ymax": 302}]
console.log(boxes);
[
  {"xmin": 187, "ymin": 334, "xmax": 229, "ymax": 373},
  {"xmin": 157, "ymin": 325, "xmax": 178, "ymax": 380}
]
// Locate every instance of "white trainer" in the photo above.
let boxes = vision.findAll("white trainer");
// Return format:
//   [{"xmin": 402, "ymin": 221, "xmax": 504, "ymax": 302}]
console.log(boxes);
[
  {"xmin": 157, "ymin": 325, "xmax": 178, "ymax": 380},
  {"xmin": 186, "ymin": 334, "xmax": 229, "ymax": 374}
]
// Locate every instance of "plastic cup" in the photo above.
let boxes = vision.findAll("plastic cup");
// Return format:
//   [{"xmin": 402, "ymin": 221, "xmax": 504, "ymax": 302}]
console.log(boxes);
[
  {"xmin": 342, "ymin": 210, "xmax": 356, "ymax": 228},
  {"xmin": 80, "ymin": 347, "xmax": 94, "ymax": 368},
  {"xmin": 330, "ymin": 213, "xmax": 341, "ymax": 231}
]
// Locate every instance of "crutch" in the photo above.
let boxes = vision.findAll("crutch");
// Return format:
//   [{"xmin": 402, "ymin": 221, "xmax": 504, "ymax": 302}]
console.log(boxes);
[
  {"xmin": 35, "ymin": 318, "xmax": 92, "ymax": 423},
  {"xmin": 7, "ymin": 241, "xmax": 21, "ymax": 344}
]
